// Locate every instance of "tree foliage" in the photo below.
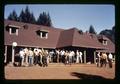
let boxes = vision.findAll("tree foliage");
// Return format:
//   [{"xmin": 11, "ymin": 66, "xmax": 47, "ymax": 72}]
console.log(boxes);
[
  {"xmin": 7, "ymin": 6, "xmax": 53, "ymax": 27},
  {"xmin": 36, "ymin": 12, "xmax": 52, "ymax": 27},
  {"xmin": 7, "ymin": 10, "xmax": 18, "ymax": 21},
  {"xmin": 89, "ymin": 25, "xmax": 97, "ymax": 34},
  {"xmin": 19, "ymin": 6, "xmax": 36, "ymax": 24}
]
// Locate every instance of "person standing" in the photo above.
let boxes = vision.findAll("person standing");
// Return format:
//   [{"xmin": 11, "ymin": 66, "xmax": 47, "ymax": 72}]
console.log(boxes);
[
  {"xmin": 97, "ymin": 52, "xmax": 101, "ymax": 67},
  {"xmin": 34, "ymin": 48, "xmax": 40, "ymax": 66},
  {"xmin": 71, "ymin": 51, "xmax": 75, "ymax": 63},
  {"xmin": 64, "ymin": 50, "xmax": 69, "ymax": 65},
  {"xmin": 49, "ymin": 50, "xmax": 54, "ymax": 63},
  {"xmin": 46, "ymin": 50, "xmax": 49, "ymax": 64},
  {"xmin": 76, "ymin": 50, "xmax": 80, "ymax": 63},
  {"xmin": 61, "ymin": 50, "xmax": 65, "ymax": 63},
  {"xmin": 100, "ymin": 52, "xmax": 107, "ymax": 67},
  {"xmin": 39, "ymin": 49, "xmax": 43, "ymax": 66},
  {"xmin": 108, "ymin": 53, "xmax": 113, "ymax": 68},
  {"xmin": 19, "ymin": 48, "xmax": 25, "ymax": 66},
  {"xmin": 24, "ymin": 48, "xmax": 29, "ymax": 66},
  {"xmin": 79, "ymin": 51, "xmax": 83, "ymax": 63},
  {"xmin": 68, "ymin": 51, "xmax": 73, "ymax": 66},
  {"xmin": 56, "ymin": 49, "xmax": 60, "ymax": 63},
  {"xmin": 28, "ymin": 48, "xmax": 34, "ymax": 66},
  {"xmin": 42, "ymin": 49, "xmax": 48, "ymax": 67}
]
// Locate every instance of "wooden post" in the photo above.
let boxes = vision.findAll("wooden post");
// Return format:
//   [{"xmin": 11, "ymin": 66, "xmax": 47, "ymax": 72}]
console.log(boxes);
[
  {"xmin": 4, "ymin": 46, "xmax": 7, "ymax": 63},
  {"xmin": 84, "ymin": 50, "xmax": 86, "ymax": 64},
  {"xmin": 12, "ymin": 46, "xmax": 15, "ymax": 63},
  {"xmin": 94, "ymin": 51, "xmax": 96, "ymax": 64}
]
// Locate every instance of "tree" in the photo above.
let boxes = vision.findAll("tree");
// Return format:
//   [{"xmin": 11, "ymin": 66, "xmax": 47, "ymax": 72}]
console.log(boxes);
[
  {"xmin": 111, "ymin": 26, "xmax": 115, "ymax": 43},
  {"xmin": 19, "ymin": 9, "xmax": 25, "ymax": 22},
  {"xmin": 89, "ymin": 25, "xmax": 97, "ymax": 34},
  {"xmin": 29, "ymin": 12, "xmax": 36, "ymax": 24},
  {"xmin": 36, "ymin": 12, "xmax": 52, "ymax": 27},
  {"xmin": 7, "ymin": 10, "xmax": 18, "ymax": 21},
  {"xmin": 18, "ymin": 6, "xmax": 36, "ymax": 24}
]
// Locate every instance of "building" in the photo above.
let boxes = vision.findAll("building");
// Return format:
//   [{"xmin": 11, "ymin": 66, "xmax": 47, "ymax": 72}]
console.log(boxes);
[{"xmin": 4, "ymin": 20, "xmax": 115, "ymax": 64}]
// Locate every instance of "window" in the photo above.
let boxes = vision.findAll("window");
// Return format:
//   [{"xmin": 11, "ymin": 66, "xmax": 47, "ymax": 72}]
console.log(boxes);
[
  {"xmin": 11, "ymin": 28, "xmax": 16, "ymax": 33},
  {"xmin": 9, "ymin": 27, "xmax": 18, "ymax": 35},
  {"xmin": 36, "ymin": 30, "xmax": 49, "ymax": 39},
  {"xmin": 6, "ymin": 25, "xmax": 20, "ymax": 35},
  {"xmin": 103, "ymin": 40, "xmax": 107, "ymax": 45},
  {"xmin": 40, "ymin": 31, "xmax": 48, "ymax": 39}
]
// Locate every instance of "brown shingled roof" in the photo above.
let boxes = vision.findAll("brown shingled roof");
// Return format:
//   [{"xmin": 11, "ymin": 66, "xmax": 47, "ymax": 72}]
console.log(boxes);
[
  {"xmin": 4, "ymin": 20, "xmax": 63, "ymax": 48},
  {"xmin": 4, "ymin": 20, "xmax": 115, "ymax": 53},
  {"xmin": 72, "ymin": 28, "xmax": 105, "ymax": 49},
  {"xmin": 56, "ymin": 28, "xmax": 104, "ymax": 49},
  {"xmin": 96, "ymin": 35, "xmax": 115, "ymax": 53}
]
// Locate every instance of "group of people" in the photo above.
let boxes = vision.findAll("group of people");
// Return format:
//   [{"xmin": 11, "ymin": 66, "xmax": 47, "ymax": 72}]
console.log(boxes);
[
  {"xmin": 96, "ymin": 52, "xmax": 113, "ymax": 68},
  {"xmin": 17, "ymin": 47, "xmax": 114, "ymax": 68},
  {"xmin": 18, "ymin": 48, "xmax": 83, "ymax": 67}
]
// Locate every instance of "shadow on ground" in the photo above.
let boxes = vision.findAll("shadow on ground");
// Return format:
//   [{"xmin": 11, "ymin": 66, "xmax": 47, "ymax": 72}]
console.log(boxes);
[{"xmin": 71, "ymin": 72, "xmax": 112, "ymax": 80}]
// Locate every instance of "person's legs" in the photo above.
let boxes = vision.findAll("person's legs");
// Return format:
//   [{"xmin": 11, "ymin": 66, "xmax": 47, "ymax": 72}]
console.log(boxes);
[
  {"xmin": 34, "ymin": 56, "xmax": 37, "ymax": 65},
  {"xmin": 109, "ymin": 59, "xmax": 112, "ymax": 68},
  {"xmin": 29, "ymin": 56, "xmax": 32, "ymax": 66},
  {"xmin": 45, "ymin": 57, "xmax": 48, "ymax": 67},
  {"xmin": 69, "ymin": 57, "xmax": 72, "ymax": 65},
  {"xmin": 100, "ymin": 59, "xmax": 103, "ymax": 67},
  {"xmin": 19, "ymin": 57, "xmax": 22, "ymax": 66},
  {"xmin": 21, "ymin": 57, "xmax": 24, "ymax": 66},
  {"xmin": 80, "ymin": 57, "xmax": 83, "ymax": 63}
]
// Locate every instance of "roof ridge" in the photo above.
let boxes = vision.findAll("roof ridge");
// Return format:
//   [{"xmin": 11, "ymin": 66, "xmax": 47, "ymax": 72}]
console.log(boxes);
[{"xmin": 5, "ymin": 19, "xmax": 64, "ymax": 31}]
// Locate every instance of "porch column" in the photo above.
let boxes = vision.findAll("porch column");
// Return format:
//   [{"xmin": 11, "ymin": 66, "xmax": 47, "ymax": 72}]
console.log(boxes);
[
  {"xmin": 4, "ymin": 46, "xmax": 7, "ymax": 63},
  {"xmin": 84, "ymin": 50, "xmax": 86, "ymax": 64},
  {"xmin": 94, "ymin": 51, "xmax": 96, "ymax": 64},
  {"xmin": 12, "ymin": 46, "xmax": 15, "ymax": 63},
  {"xmin": 11, "ymin": 42, "xmax": 17, "ymax": 65}
]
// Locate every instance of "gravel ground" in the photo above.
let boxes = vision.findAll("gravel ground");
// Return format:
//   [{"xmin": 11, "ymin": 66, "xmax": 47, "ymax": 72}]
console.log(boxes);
[{"xmin": 5, "ymin": 63, "xmax": 115, "ymax": 80}]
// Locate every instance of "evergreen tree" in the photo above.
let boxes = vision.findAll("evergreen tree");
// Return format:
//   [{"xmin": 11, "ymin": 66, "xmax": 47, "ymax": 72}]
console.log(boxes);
[
  {"xmin": 36, "ymin": 12, "xmax": 52, "ymax": 27},
  {"xmin": 89, "ymin": 25, "xmax": 97, "ymax": 34},
  {"xmin": 30, "ymin": 12, "xmax": 36, "ymax": 24},
  {"xmin": 19, "ymin": 6, "xmax": 36, "ymax": 24},
  {"xmin": 19, "ymin": 9, "xmax": 25, "ymax": 22},
  {"xmin": 7, "ymin": 10, "xmax": 18, "ymax": 21},
  {"xmin": 24, "ymin": 6, "xmax": 31, "ymax": 23}
]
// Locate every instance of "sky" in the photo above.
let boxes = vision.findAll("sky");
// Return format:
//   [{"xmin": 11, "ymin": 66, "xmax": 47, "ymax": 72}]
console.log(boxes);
[{"xmin": 4, "ymin": 4, "xmax": 115, "ymax": 34}]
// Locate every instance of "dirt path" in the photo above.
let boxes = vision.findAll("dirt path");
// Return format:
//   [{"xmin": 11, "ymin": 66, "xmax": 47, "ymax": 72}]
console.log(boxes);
[{"xmin": 5, "ymin": 63, "xmax": 115, "ymax": 80}]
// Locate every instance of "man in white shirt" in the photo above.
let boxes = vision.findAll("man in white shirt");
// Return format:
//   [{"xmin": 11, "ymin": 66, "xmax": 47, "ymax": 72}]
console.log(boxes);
[
  {"xmin": 19, "ymin": 48, "xmax": 25, "ymax": 66},
  {"xmin": 97, "ymin": 52, "xmax": 101, "ymax": 67},
  {"xmin": 76, "ymin": 50, "xmax": 80, "ymax": 63},
  {"xmin": 24, "ymin": 48, "xmax": 29, "ymax": 66},
  {"xmin": 56, "ymin": 49, "xmax": 60, "ymax": 63},
  {"xmin": 62, "ymin": 50, "xmax": 66, "ymax": 63},
  {"xmin": 71, "ymin": 51, "xmax": 75, "ymax": 63},
  {"xmin": 108, "ymin": 53, "xmax": 113, "ymax": 68},
  {"xmin": 79, "ymin": 51, "xmax": 83, "ymax": 63}
]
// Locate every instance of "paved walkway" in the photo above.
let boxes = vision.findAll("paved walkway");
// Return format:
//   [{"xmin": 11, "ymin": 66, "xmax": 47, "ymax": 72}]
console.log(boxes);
[{"xmin": 5, "ymin": 63, "xmax": 115, "ymax": 80}]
